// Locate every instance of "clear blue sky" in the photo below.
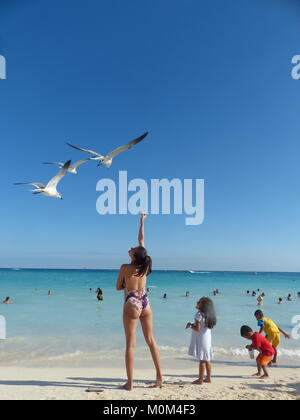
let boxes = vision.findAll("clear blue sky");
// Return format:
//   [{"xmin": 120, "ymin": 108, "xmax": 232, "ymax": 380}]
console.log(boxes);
[{"xmin": 0, "ymin": 0, "xmax": 300, "ymax": 271}]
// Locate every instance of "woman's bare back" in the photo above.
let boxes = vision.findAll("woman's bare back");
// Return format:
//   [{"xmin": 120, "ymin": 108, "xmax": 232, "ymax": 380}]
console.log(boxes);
[{"xmin": 122, "ymin": 264, "xmax": 147, "ymax": 294}]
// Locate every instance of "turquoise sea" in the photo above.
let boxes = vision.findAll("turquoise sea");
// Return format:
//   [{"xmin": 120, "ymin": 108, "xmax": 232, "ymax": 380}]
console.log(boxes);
[{"xmin": 0, "ymin": 269, "xmax": 299, "ymax": 366}]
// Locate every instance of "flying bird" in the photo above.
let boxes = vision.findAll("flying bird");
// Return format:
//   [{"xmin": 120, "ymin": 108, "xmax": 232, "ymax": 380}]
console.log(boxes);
[
  {"xmin": 14, "ymin": 160, "xmax": 71, "ymax": 199},
  {"xmin": 66, "ymin": 132, "xmax": 148, "ymax": 168},
  {"xmin": 41, "ymin": 157, "xmax": 93, "ymax": 175}
]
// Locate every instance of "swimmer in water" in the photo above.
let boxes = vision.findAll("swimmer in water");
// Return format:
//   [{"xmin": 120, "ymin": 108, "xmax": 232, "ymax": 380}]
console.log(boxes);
[
  {"xmin": 96, "ymin": 288, "xmax": 103, "ymax": 301},
  {"xmin": 257, "ymin": 295, "xmax": 263, "ymax": 306},
  {"xmin": 3, "ymin": 297, "xmax": 12, "ymax": 304}
]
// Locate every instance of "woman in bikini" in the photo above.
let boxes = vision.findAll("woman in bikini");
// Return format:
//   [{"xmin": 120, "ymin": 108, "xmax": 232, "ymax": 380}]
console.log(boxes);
[{"xmin": 116, "ymin": 213, "xmax": 163, "ymax": 391}]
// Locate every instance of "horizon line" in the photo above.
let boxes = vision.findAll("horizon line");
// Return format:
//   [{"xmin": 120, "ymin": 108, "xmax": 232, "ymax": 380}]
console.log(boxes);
[{"xmin": 1, "ymin": 267, "xmax": 300, "ymax": 274}]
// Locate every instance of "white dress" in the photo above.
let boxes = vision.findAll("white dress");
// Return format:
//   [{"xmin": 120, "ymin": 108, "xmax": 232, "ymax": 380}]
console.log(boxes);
[{"xmin": 188, "ymin": 311, "xmax": 213, "ymax": 361}]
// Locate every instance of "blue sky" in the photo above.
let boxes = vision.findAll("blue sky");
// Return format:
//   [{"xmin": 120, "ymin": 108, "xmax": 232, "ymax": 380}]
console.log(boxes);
[{"xmin": 0, "ymin": 0, "xmax": 300, "ymax": 270}]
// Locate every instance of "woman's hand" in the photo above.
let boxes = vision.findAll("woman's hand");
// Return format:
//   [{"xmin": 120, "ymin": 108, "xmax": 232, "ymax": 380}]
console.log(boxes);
[
  {"xmin": 138, "ymin": 212, "xmax": 147, "ymax": 247},
  {"xmin": 140, "ymin": 212, "xmax": 147, "ymax": 223}
]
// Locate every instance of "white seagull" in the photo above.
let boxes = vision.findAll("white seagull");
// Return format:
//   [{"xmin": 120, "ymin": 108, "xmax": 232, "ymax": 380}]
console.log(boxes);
[
  {"xmin": 41, "ymin": 157, "xmax": 93, "ymax": 175},
  {"xmin": 14, "ymin": 160, "xmax": 71, "ymax": 199},
  {"xmin": 66, "ymin": 132, "xmax": 149, "ymax": 168}
]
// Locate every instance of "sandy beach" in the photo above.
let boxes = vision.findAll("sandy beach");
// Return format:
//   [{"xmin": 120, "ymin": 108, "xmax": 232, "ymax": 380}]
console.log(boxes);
[{"xmin": 0, "ymin": 359, "xmax": 299, "ymax": 400}]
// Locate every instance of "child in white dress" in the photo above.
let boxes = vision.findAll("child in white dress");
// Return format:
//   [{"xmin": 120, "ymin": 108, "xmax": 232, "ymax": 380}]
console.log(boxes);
[{"xmin": 186, "ymin": 297, "xmax": 217, "ymax": 384}]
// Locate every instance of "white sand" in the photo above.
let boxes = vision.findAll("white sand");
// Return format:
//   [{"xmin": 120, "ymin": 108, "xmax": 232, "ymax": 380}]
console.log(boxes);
[{"xmin": 0, "ymin": 361, "xmax": 299, "ymax": 400}]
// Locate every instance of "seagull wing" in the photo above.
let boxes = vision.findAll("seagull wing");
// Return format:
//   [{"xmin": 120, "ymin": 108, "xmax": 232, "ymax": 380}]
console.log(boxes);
[
  {"xmin": 66, "ymin": 143, "xmax": 104, "ymax": 159},
  {"xmin": 42, "ymin": 162, "xmax": 64, "ymax": 166},
  {"xmin": 14, "ymin": 182, "xmax": 46, "ymax": 189},
  {"xmin": 71, "ymin": 157, "xmax": 93, "ymax": 169},
  {"xmin": 46, "ymin": 160, "xmax": 71, "ymax": 189},
  {"xmin": 106, "ymin": 132, "xmax": 149, "ymax": 159}
]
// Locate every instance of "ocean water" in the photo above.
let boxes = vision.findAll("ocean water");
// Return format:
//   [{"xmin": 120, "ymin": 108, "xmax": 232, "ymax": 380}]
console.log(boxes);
[{"xmin": 0, "ymin": 269, "xmax": 299, "ymax": 366}]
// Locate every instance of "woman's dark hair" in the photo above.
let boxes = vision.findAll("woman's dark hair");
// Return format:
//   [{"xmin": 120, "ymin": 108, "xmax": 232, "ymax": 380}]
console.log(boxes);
[
  {"xmin": 133, "ymin": 246, "xmax": 152, "ymax": 277},
  {"xmin": 198, "ymin": 297, "xmax": 217, "ymax": 329}
]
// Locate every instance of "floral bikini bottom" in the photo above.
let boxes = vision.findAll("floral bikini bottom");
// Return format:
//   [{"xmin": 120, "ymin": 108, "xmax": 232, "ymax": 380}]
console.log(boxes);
[{"xmin": 125, "ymin": 288, "xmax": 149, "ymax": 312}]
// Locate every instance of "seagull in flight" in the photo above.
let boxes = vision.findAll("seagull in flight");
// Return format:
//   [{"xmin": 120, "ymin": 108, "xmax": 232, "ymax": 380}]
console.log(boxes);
[
  {"xmin": 66, "ymin": 132, "xmax": 148, "ymax": 168},
  {"xmin": 41, "ymin": 157, "xmax": 93, "ymax": 175},
  {"xmin": 14, "ymin": 160, "xmax": 71, "ymax": 199}
]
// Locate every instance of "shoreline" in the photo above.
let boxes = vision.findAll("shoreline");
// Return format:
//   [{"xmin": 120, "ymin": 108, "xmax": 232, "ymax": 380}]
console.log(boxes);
[
  {"xmin": 1, "ymin": 349, "xmax": 299, "ymax": 369},
  {"xmin": 0, "ymin": 360, "xmax": 298, "ymax": 400}
]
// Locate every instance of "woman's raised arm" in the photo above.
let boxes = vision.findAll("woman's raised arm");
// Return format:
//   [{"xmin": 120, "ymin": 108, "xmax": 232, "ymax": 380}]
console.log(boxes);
[{"xmin": 138, "ymin": 212, "xmax": 147, "ymax": 247}]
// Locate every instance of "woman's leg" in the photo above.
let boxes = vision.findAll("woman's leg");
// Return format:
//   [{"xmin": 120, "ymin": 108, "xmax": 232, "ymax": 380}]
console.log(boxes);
[
  {"xmin": 123, "ymin": 307, "xmax": 139, "ymax": 390},
  {"xmin": 140, "ymin": 306, "xmax": 163, "ymax": 386}
]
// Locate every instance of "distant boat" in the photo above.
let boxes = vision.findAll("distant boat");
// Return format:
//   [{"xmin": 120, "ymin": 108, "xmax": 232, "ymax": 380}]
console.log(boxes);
[{"xmin": 188, "ymin": 270, "xmax": 211, "ymax": 274}]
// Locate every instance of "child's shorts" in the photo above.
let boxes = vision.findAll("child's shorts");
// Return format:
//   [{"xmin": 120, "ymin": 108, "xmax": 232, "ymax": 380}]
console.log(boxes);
[
  {"xmin": 266, "ymin": 333, "xmax": 280, "ymax": 348},
  {"xmin": 256, "ymin": 353, "xmax": 273, "ymax": 367}
]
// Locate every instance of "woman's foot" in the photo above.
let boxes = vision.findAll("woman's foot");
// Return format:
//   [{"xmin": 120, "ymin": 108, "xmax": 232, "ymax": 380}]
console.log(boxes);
[
  {"xmin": 121, "ymin": 382, "xmax": 133, "ymax": 391},
  {"xmin": 252, "ymin": 372, "xmax": 261, "ymax": 377},
  {"xmin": 192, "ymin": 379, "xmax": 203, "ymax": 385},
  {"xmin": 259, "ymin": 374, "xmax": 269, "ymax": 379},
  {"xmin": 154, "ymin": 380, "xmax": 163, "ymax": 388},
  {"xmin": 151, "ymin": 375, "xmax": 163, "ymax": 388},
  {"xmin": 204, "ymin": 377, "xmax": 211, "ymax": 383}
]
